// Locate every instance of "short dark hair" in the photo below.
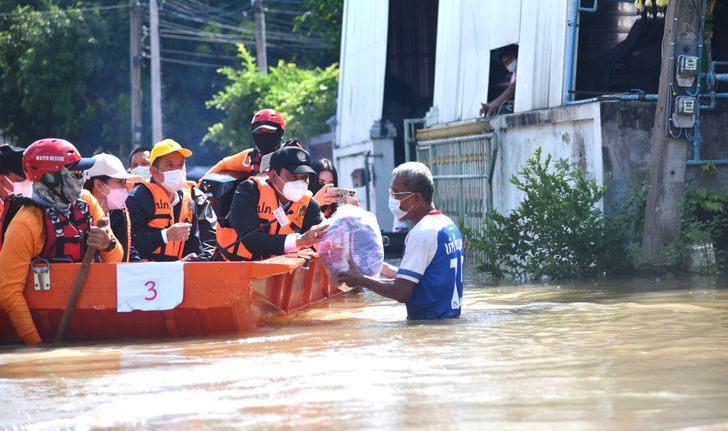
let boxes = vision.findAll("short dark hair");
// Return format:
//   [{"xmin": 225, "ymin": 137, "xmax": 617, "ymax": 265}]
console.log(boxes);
[
  {"xmin": 392, "ymin": 162, "xmax": 435, "ymax": 204},
  {"xmin": 129, "ymin": 145, "xmax": 152, "ymax": 166},
  {"xmin": 498, "ymin": 44, "xmax": 519, "ymax": 63}
]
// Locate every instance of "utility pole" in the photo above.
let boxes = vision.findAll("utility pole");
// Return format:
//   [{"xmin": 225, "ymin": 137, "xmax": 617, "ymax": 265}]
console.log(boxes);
[
  {"xmin": 253, "ymin": 0, "xmax": 268, "ymax": 73},
  {"xmin": 641, "ymin": 0, "xmax": 704, "ymax": 265},
  {"xmin": 150, "ymin": 0, "xmax": 163, "ymax": 143},
  {"xmin": 129, "ymin": 0, "xmax": 142, "ymax": 154}
]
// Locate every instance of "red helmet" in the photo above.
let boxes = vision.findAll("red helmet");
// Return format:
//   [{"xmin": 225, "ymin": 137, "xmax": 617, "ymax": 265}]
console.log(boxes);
[
  {"xmin": 251, "ymin": 109, "xmax": 285, "ymax": 134},
  {"xmin": 23, "ymin": 138, "xmax": 94, "ymax": 182}
]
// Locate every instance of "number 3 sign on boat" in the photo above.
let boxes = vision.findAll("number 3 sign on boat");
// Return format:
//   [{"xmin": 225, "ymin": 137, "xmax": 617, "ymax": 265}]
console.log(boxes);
[{"xmin": 116, "ymin": 262, "xmax": 184, "ymax": 312}]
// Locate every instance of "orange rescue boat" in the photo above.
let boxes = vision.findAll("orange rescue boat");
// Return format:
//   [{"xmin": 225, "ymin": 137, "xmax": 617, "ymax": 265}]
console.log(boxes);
[{"xmin": 0, "ymin": 251, "xmax": 340, "ymax": 344}]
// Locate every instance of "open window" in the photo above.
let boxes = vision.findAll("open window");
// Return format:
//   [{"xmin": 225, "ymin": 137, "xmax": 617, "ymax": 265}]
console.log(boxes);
[{"xmin": 486, "ymin": 44, "xmax": 518, "ymax": 115}]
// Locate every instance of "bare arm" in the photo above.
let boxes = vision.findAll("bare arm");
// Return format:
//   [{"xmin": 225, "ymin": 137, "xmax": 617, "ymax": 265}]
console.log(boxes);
[
  {"xmin": 480, "ymin": 80, "xmax": 516, "ymax": 117},
  {"xmin": 338, "ymin": 261, "xmax": 416, "ymax": 303},
  {"xmin": 380, "ymin": 262, "xmax": 398, "ymax": 278}
]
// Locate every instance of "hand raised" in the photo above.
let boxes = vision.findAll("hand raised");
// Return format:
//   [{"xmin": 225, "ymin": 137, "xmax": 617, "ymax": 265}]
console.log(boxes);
[{"xmin": 166, "ymin": 222, "xmax": 192, "ymax": 242}]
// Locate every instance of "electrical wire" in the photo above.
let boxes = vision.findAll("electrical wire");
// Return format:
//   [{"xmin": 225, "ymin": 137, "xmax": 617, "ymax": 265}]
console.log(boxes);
[{"xmin": 0, "ymin": 4, "xmax": 129, "ymax": 18}]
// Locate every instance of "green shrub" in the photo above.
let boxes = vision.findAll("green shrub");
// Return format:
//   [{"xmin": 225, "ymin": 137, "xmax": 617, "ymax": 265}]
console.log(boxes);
[
  {"xmin": 468, "ymin": 148, "xmax": 631, "ymax": 281},
  {"xmin": 204, "ymin": 45, "xmax": 338, "ymax": 150}
]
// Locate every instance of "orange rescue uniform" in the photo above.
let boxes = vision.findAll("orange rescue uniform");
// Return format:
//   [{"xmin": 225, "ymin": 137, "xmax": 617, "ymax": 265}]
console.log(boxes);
[
  {"xmin": 204, "ymin": 148, "xmax": 257, "ymax": 259},
  {"xmin": 205, "ymin": 148, "xmax": 255, "ymax": 179},
  {"xmin": 218, "ymin": 176, "xmax": 311, "ymax": 261},
  {"xmin": 0, "ymin": 190, "xmax": 123, "ymax": 345}
]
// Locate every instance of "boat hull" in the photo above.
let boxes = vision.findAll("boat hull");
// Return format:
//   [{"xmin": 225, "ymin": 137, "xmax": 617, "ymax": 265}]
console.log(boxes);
[{"xmin": 0, "ymin": 253, "xmax": 339, "ymax": 344}]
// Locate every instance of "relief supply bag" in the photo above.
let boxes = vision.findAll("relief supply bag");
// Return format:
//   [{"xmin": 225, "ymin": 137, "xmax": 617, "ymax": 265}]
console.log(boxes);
[{"xmin": 317, "ymin": 204, "xmax": 384, "ymax": 290}]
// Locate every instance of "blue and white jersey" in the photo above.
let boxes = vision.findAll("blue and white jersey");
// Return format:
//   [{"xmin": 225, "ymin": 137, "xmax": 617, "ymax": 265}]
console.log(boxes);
[{"xmin": 397, "ymin": 211, "xmax": 464, "ymax": 319}]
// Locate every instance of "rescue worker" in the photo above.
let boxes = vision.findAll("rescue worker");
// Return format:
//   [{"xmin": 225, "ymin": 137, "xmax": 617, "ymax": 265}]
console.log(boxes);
[
  {"xmin": 128, "ymin": 145, "xmax": 152, "ymax": 180},
  {"xmin": 128, "ymin": 144, "xmax": 216, "ymax": 255},
  {"xmin": 225, "ymin": 146, "xmax": 328, "ymax": 261},
  {"xmin": 0, "ymin": 138, "xmax": 122, "ymax": 345},
  {"xmin": 84, "ymin": 153, "xmax": 142, "ymax": 262},
  {"xmin": 204, "ymin": 109, "xmax": 292, "ymax": 259},
  {"xmin": 205, "ymin": 108, "xmax": 286, "ymax": 178},
  {"xmin": 125, "ymin": 139, "xmax": 208, "ymax": 262}
]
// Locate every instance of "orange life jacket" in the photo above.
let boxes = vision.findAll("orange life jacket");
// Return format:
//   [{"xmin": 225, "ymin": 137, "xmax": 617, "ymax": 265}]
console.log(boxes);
[
  {"xmin": 0, "ymin": 194, "xmax": 93, "ymax": 262},
  {"xmin": 216, "ymin": 176, "xmax": 311, "ymax": 261},
  {"xmin": 141, "ymin": 181, "xmax": 193, "ymax": 260}
]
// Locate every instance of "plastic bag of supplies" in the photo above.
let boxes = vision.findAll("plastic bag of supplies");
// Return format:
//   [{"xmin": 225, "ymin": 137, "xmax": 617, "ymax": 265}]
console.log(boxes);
[{"xmin": 317, "ymin": 204, "xmax": 384, "ymax": 290}]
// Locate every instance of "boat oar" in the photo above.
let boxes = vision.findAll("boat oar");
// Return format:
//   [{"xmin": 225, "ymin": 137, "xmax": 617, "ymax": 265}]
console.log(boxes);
[{"xmin": 53, "ymin": 220, "xmax": 105, "ymax": 344}]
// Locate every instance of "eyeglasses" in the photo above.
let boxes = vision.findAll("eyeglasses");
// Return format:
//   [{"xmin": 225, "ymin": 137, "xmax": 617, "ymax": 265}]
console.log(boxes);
[{"xmin": 389, "ymin": 188, "xmax": 413, "ymax": 199}]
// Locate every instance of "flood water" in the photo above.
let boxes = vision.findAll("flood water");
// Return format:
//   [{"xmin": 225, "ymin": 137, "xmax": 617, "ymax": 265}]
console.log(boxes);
[{"xmin": 2, "ymin": 270, "xmax": 728, "ymax": 430}]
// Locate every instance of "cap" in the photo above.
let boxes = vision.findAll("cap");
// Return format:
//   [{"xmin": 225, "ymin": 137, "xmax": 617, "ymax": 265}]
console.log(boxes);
[
  {"xmin": 150, "ymin": 139, "xmax": 192, "ymax": 166},
  {"xmin": 269, "ymin": 146, "xmax": 315, "ymax": 175},
  {"xmin": 86, "ymin": 153, "xmax": 139, "ymax": 179},
  {"xmin": 0, "ymin": 145, "xmax": 26, "ymax": 177},
  {"xmin": 67, "ymin": 158, "xmax": 96, "ymax": 171}
]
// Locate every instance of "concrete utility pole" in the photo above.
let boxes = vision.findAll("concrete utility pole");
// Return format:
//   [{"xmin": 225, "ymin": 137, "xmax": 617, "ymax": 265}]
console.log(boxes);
[
  {"xmin": 641, "ymin": 0, "xmax": 704, "ymax": 265},
  {"xmin": 150, "ymin": 0, "xmax": 163, "ymax": 143},
  {"xmin": 129, "ymin": 0, "xmax": 142, "ymax": 153},
  {"xmin": 253, "ymin": 0, "xmax": 268, "ymax": 73}
]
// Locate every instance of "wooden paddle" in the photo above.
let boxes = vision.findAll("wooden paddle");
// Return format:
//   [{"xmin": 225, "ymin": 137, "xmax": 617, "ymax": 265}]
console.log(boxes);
[{"xmin": 53, "ymin": 220, "xmax": 106, "ymax": 344}]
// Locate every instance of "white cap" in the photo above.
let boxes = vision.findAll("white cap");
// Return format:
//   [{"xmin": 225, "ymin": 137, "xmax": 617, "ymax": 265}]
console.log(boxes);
[{"xmin": 86, "ymin": 154, "xmax": 139, "ymax": 179}]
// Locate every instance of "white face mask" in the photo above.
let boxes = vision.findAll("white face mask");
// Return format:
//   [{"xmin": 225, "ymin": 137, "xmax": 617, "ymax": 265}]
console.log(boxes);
[
  {"xmin": 282, "ymin": 179, "xmax": 308, "ymax": 202},
  {"xmin": 130, "ymin": 165, "xmax": 151, "ymax": 181},
  {"xmin": 12, "ymin": 179, "xmax": 33, "ymax": 197},
  {"xmin": 388, "ymin": 195, "xmax": 411, "ymax": 220},
  {"xmin": 104, "ymin": 185, "xmax": 129, "ymax": 210},
  {"xmin": 506, "ymin": 59, "xmax": 517, "ymax": 73},
  {"xmin": 161, "ymin": 169, "xmax": 186, "ymax": 193}
]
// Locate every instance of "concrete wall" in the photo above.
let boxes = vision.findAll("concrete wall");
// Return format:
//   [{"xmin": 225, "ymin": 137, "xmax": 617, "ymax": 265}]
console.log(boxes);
[
  {"xmin": 487, "ymin": 100, "xmax": 728, "ymax": 220},
  {"xmin": 489, "ymin": 102, "xmax": 603, "ymax": 216},
  {"xmin": 600, "ymin": 100, "xmax": 728, "ymax": 217}
]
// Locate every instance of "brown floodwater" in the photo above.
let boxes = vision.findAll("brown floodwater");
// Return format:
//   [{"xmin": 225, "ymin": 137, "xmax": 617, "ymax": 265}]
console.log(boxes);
[{"xmin": 1, "ymin": 270, "xmax": 728, "ymax": 430}]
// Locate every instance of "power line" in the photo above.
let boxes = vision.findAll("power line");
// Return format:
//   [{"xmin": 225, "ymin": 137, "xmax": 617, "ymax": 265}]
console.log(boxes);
[
  {"xmin": 159, "ymin": 56, "xmax": 227, "ymax": 68},
  {"xmin": 0, "ymin": 4, "xmax": 129, "ymax": 18},
  {"xmin": 160, "ymin": 47, "xmax": 239, "ymax": 60}
]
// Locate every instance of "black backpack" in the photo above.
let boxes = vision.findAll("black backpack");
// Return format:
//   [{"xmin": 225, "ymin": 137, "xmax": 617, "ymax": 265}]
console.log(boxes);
[{"xmin": 198, "ymin": 174, "xmax": 242, "ymax": 225}]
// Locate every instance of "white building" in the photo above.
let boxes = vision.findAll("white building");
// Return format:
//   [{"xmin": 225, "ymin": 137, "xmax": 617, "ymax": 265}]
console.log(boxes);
[{"xmin": 333, "ymin": 0, "xmax": 674, "ymax": 228}]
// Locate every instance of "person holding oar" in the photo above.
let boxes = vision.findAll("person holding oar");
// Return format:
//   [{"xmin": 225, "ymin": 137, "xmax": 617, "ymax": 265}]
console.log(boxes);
[{"xmin": 0, "ymin": 139, "xmax": 122, "ymax": 345}]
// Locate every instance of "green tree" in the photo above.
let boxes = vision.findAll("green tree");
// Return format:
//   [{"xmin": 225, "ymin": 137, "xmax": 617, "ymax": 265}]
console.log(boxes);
[
  {"xmin": 293, "ymin": 0, "xmax": 344, "ymax": 56},
  {"xmin": 0, "ymin": 1, "xmax": 129, "ymax": 155},
  {"xmin": 468, "ymin": 148, "xmax": 631, "ymax": 281},
  {"xmin": 205, "ymin": 44, "xmax": 338, "ymax": 151}
]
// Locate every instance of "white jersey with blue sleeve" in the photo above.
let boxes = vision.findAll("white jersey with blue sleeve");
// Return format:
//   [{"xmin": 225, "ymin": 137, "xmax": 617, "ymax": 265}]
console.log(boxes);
[{"xmin": 397, "ymin": 211, "xmax": 464, "ymax": 319}]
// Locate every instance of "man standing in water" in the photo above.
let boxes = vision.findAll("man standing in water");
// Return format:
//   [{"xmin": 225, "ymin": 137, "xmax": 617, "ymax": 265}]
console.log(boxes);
[{"xmin": 337, "ymin": 162, "xmax": 464, "ymax": 319}]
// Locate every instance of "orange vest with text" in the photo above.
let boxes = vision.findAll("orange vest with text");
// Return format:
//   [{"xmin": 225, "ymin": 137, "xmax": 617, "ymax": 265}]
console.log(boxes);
[
  {"xmin": 141, "ymin": 181, "xmax": 193, "ymax": 260},
  {"xmin": 216, "ymin": 176, "xmax": 311, "ymax": 261}
]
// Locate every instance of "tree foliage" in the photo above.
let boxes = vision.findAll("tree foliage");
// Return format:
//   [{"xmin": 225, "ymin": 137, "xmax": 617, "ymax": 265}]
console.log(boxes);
[
  {"xmin": 205, "ymin": 44, "xmax": 338, "ymax": 151},
  {"xmin": 293, "ymin": 0, "xmax": 344, "ymax": 53},
  {"xmin": 0, "ymin": 1, "xmax": 129, "ymax": 155}
]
